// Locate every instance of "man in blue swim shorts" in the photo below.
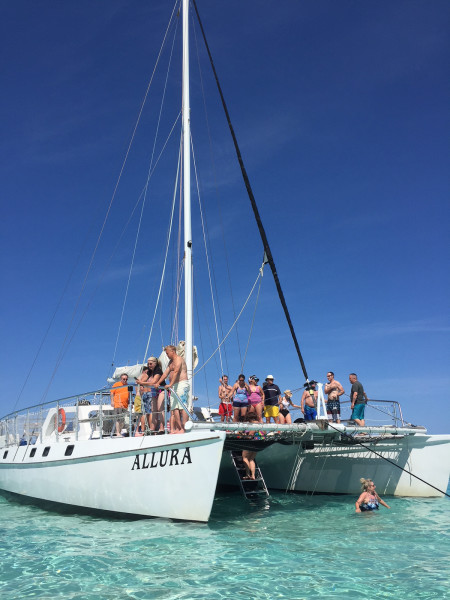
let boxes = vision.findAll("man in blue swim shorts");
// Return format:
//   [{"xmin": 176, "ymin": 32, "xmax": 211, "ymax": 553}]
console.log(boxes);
[
  {"xmin": 349, "ymin": 373, "xmax": 369, "ymax": 426},
  {"xmin": 300, "ymin": 381, "xmax": 318, "ymax": 421}
]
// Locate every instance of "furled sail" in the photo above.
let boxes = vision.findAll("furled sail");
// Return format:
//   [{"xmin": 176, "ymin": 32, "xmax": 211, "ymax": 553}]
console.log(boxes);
[{"xmin": 107, "ymin": 342, "xmax": 198, "ymax": 383}]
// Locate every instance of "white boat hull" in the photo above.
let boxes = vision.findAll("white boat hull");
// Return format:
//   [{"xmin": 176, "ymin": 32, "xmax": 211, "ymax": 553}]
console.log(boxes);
[
  {"xmin": 219, "ymin": 433, "xmax": 450, "ymax": 497},
  {"xmin": 0, "ymin": 431, "xmax": 225, "ymax": 521}
]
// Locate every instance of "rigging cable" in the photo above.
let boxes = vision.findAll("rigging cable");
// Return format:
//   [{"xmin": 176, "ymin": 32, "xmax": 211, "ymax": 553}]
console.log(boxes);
[
  {"xmin": 192, "ymin": 0, "xmax": 310, "ymax": 382},
  {"xmin": 39, "ymin": 2, "xmax": 181, "ymax": 399},
  {"xmin": 142, "ymin": 142, "xmax": 182, "ymax": 362},
  {"xmin": 240, "ymin": 265, "xmax": 264, "ymax": 373},
  {"xmin": 194, "ymin": 291, "xmax": 213, "ymax": 410},
  {"xmin": 39, "ymin": 112, "xmax": 182, "ymax": 400},
  {"xmin": 191, "ymin": 134, "xmax": 224, "ymax": 377},
  {"xmin": 112, "ymin": 8, "xmax": 181, "ymax": 367},
  {"xmin": 194, "ymin": 261, "xmax": 266, "ymax": 376},
  {"xmin": 191, "ymin": 12, "xmax": 241, "ymax": 371},
  {"xmin": 326, "ymin": 422, "xmax": 450, "ymax": 498}
]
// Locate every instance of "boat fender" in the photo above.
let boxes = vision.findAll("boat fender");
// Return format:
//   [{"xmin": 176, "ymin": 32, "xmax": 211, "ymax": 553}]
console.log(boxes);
[{"xmin": 55, "ymin": 408, "xmax": 66, "ymax": 433}]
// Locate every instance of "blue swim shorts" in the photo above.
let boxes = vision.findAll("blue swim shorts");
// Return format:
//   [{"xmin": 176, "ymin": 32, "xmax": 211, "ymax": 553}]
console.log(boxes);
[
  {"xmin": 351, "ymin": 403, "xmax": 365, "ymax": 420},
  {"xmin": 142, "ymin": 392, "xmax": 152, "ymax": 414},
  {"xmin": 304, "ymin": 406, "xmax": 317, "ymax": 421}
]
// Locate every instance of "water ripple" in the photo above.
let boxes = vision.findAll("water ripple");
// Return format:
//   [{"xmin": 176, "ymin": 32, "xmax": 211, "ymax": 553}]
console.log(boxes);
[{"xmin": 0, "ymin": 486, "xmax": 449, "ymax": 599}]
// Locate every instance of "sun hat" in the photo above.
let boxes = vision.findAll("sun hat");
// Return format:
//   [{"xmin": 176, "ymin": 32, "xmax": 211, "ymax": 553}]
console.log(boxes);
[
  {"xmin": 266, "ymin": 374, "xmax": 274, "ymax": 380},
  {"xmin": 284, "ymin": 390, "xmax": 292, "ymax": 397}
]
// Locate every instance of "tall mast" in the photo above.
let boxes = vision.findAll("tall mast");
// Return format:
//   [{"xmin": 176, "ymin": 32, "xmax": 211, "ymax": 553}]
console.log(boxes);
[{"xmin": 182, "ymin": 0, "xmax": 193, "ymax": 406}]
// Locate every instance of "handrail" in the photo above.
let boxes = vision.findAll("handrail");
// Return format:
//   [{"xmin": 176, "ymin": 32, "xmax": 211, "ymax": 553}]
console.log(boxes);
[
  {"xmin": 0, "ymin": 387, "xmax": 112, "ymax": 421},
  {"xmin": 339, "ymin": 398, "xmax": 405, "ymax": 427}
]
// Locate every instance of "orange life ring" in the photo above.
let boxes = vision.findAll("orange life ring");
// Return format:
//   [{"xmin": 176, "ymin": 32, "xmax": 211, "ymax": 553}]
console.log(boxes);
[{"xmin": 55, "ymin": 408, "xmax": 66, "ymax": 433}]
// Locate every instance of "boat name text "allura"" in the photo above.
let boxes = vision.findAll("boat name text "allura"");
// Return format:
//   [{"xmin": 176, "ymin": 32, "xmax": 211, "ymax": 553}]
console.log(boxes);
[{"xmin": 131, "ymin": 447, "xmax": 192, "ymax": 470}]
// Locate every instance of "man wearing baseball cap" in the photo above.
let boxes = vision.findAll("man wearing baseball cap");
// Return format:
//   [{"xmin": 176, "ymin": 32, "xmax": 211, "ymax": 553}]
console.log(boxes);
[{"xmin": 262, "ymin": 375, "xmax": 281, "ymax": 423}]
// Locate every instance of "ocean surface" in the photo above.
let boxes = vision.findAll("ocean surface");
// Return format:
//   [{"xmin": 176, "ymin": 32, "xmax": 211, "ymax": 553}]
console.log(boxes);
[{"xmin": 1, "ymin": 483, "xmax": 449, "ymax": 600}]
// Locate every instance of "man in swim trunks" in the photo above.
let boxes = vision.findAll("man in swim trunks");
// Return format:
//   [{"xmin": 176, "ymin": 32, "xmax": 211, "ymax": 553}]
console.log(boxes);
[
  {"xmin": 300, "ymin": 382, "xmax": 318, "ymax": 421},
  {"xmin": 324, "ymin": 371, "xmax": 345, "ymax": 424},
  {"xmin": 262, "ymin": 375, "xmax": 281, "ymax": 423},
  {"xmin": 218, "ymin": 375, "xmax": 233, "ymax": 422},
  {"xmin": 349, "ymin": 373, "xmax": 369, "ymax": 427},
  {"xmin": 155, "ymin": 345, "xmax": 190, "ymax": 434},
  {"xmin": 110, "ymin": 374, "xmax": 130, "ymax": 436}
]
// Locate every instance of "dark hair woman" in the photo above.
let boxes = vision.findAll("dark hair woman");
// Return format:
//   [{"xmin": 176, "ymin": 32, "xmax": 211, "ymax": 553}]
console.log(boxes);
[{"xmin": 231, "ymin": 374, "xmax": 250, "ymax": 423}]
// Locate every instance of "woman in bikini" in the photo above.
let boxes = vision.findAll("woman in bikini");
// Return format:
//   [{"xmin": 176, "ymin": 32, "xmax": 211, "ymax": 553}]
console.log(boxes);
[
  {"xmin": 278, "ymin": 389, "xmax": 301, "ymax": 424},
  {"xmin": 355, "ymin": 478, "xmax": 390, "ymax": 512},
  {"xmin": 247, "ymin": 375, "xmax": 264, "ymax": 423}
]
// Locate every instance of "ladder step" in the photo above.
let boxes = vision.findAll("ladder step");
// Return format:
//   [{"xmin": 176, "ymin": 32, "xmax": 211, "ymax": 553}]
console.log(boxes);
[{"xmin": 230, "ymin": 450, "xmax": 269, "ymax": 500}]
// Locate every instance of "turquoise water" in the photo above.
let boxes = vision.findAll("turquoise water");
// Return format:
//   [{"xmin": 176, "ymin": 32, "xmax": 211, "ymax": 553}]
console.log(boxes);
[{"xmin": 1, "ymin": 485, "xmax": 449, "ymax": 599}]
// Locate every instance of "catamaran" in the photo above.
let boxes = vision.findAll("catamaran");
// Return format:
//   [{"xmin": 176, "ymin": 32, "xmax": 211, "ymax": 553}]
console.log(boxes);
[
  {"xmin": 0, "ymin": 0, "xmax": 226, "ymax": 523},
  {"xmin": 1, "ymin": 1, "xmax": 449, "ymax": 522}
]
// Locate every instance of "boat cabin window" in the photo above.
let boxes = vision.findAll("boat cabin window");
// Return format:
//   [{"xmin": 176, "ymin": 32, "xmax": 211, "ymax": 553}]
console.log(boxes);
[
  {"xmin": 42, "ymin": 446, "xmax": 50, "ymax": 457},
  {"xmin": 65, "ymin": 445, "xmax": 75, "ymax": 456},
  {"xmin": 2, "ymin": 451, "xmax": 7, "ymax": 459},
  {"xmin": 29, "ymin": 448, "xmax": 37, "ymax": 458}
]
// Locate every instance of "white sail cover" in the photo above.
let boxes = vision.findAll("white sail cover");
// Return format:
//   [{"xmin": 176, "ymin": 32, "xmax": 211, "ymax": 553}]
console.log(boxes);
[
  {"xmin": 158, "ymin": 341, "xmax": 199, "ymax": 372},
  {"xmin": 108, "ymin": 363, "xmax": 145, "ymax": 384},
  {"xmin": 107, "ymin": 342, "xmax": 198, "ymax": 384}
]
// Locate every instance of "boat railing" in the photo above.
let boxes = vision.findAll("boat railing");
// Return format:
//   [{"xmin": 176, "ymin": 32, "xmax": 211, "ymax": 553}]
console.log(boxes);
[
  {"xmin": 0, "ymin": 388, "xmax": 115, "ymax": 447},
  {"xmin": 0, "ymin": 382, "xmax": 199, "ymax": 448},
  {"xmin": 339, "ymin": 399, "xmax": 405, "ymax": 427}
]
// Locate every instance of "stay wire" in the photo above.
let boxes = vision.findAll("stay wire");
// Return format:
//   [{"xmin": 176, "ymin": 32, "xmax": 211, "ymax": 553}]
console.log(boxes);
[
  {"xmin": 191, "ymin": 11, "xmax": 242, "ymax": 369},
  {"xmin": 192, "ymin": 0, "xmax": 310, "ymax": 382},
  {"xmin": 142, "ymin": 141, "xmax": 182, "ymax": 362},
  {"xmin": 112, "ymin": 9, "xmax": 180, "ymax": 366},
  {"xmin": 39, "ymin": 111, "xmax": 182, "ymax": 400},
  {"xmin": 240, "ymin": 265, "xmax": 264, "ymax": 373},
  {"xmin": 326, "ymin": 422, "xmax": 450, "ymax": 498},
  {"xmin": 194, "ymin": 290, "xmax": 213, "ymax": 409},
  {"xmin": 194, "ymin": 262, "xmax": 265, "ymax": 376},
  {"xmin": 191, "ymin": 134, "xmax": 224, "ymax": 376}
]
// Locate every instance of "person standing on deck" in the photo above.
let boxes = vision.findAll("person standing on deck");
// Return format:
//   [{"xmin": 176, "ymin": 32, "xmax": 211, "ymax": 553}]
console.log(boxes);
[
  {"xmin": 300, "ymin": 382, "xmax": 318, "ymax": 421},
  {"xmin": 218, "ymin": 375, "xmax": 233, "ymax": 422},
  {"xmin": 231, "ymin": 375, "xmax": 250, "ymax": 422},
  {"xmin": 155, "ymin": 345, "xmax": 189, "ymax": 434},
  {"xmin": 324, "ymin": 371, "xmax": 345, "ymax": 424},
  {"xmin": 110, "ymin": 374, "xmax": 130, "ymax": 436},
  {"xmin": 349, "ymin": 373, "xmax": 369, "ymax": 427},
  {"xmin": 262, "ymin": 375, "xmax": 281, "ymax": 423}
]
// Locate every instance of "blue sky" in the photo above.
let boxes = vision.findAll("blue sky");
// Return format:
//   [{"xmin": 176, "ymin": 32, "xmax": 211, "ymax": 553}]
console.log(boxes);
[{"xmin": 1, "ymin": 1, "xmax": 449, "ymax": 433}]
